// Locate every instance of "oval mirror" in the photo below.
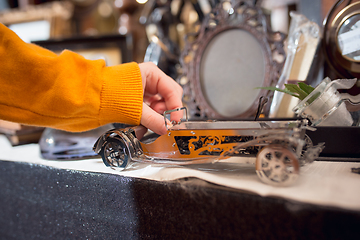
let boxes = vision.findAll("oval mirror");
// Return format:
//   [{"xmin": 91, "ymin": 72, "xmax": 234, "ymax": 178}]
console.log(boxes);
[{"xmin": 179, "ymin": 1, "xmax": 286, "ymax": 119}]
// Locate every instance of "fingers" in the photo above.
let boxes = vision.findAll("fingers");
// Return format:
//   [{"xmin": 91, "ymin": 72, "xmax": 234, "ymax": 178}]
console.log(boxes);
[
  {"xmin": 140, "ymin": 103, "xmax": 168, "ymax": 135},
  {"xmin": 143, "ymin": 93, "xmax": 162, "ymax": 105},
  {"xmin": 148, "ymin": 100, "xmax": 185, "ymax": 125},
  {"xmin": 133, "ymin": 125, "xmax": 148, "ymax": 140},
  {"xmin": 139, "ymin": 62, "xmax": 184, "ymax": 124},
  {"xmin": 140, "ymin": 63, "xmax": 182, "ymax": 104},
  {"xmin": 155, "ymin": 81, "xmax": 183, "ymax": 119},
  {"xmin": 149, "ymin": 100, "xmax": 167, "ymax": 114}
]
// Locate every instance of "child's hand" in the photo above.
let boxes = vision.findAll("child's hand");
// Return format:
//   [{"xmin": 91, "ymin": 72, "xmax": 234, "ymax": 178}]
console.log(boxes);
[{"xmin": 139, "ymin": 62, "xmax": 183, "ymax": 135}]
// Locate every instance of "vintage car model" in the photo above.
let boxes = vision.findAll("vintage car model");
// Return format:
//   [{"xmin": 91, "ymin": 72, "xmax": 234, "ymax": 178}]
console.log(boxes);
[{"xmin": 93, "ymin": 107, "xmax": 323, "ymax": 186}]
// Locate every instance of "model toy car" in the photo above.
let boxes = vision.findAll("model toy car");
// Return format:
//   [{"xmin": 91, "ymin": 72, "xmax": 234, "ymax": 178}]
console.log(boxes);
[{"xmin": 93, "ymin": 107, "xmax": 323, "ymax": 186}]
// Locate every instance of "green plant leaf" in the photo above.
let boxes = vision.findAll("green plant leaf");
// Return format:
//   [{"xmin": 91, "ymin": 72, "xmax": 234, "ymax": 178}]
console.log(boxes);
[
  {"xmin": 256, "ymin": 82, "xmax": 317, "ymax": 101},
  {"xmin": 298, "ymin": 82, "xmax": 314, "ymax": 94},
  {"xmin": 256, "ymin": 86, "xmax": 300, "ymax": 99},
  {"xmin": 284, "ymin": 84, "xmax": 308, "ymax": 100}
]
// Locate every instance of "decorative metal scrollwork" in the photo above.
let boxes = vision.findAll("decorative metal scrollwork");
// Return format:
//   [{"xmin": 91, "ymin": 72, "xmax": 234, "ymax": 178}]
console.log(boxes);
[{"xmin": 178, "ymin": 0, "xmax": 286, "ymax": 120}]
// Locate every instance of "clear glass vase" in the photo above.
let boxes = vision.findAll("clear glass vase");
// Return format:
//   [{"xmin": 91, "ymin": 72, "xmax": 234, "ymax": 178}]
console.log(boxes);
[{"xmin": 292, "ymin": 78, "xmax": 356, "ymax": 126}]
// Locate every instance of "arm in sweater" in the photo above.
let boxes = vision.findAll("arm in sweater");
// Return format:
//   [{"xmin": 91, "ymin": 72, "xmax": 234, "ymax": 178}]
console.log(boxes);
[{"xmin": 0, "ymin": 23, "xmax": 143, "ymax": 132}]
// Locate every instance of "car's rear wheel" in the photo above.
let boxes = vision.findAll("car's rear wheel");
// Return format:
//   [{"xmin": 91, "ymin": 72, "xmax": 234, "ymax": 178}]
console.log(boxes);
[
  {"xmin": 100, "ymin": 138, "xmax": 129, "ymax": 170},
  {"xmin": 255, "ymin": 144, "xmax": 300, "ymax": 186}
]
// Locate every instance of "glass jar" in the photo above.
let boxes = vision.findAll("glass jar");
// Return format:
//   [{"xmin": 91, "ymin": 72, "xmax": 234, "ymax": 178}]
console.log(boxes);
[{"xmin": 293, "ymin": 78, "xmax": 354, "ymax": 126}]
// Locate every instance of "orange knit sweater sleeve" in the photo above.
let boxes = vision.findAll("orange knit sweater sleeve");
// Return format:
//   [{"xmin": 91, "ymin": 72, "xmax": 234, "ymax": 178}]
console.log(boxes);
[{"xmin": 0, "ymin": 23, "xmax": 143, "ymax": 132}]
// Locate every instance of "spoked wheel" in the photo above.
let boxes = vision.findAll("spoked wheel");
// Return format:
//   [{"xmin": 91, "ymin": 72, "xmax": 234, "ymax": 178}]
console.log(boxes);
[
  {"xmin": 255, "ymin": 144, "xmax": 300, "ymax": 186},
  {"xmin": 100, "ymin": 138, "xmax": 129, "ymax": 170}
]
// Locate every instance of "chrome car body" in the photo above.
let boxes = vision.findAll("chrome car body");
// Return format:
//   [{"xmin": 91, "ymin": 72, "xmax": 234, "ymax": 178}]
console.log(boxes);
[{"xmin": 94, "ymin": 107, "xmax": 323, "ymax": 186}]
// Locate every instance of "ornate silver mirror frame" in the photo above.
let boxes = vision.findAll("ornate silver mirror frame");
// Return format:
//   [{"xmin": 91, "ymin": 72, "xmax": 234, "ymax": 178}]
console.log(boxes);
[{"xmin": 178, "ymin": 1, "xmax": 286, "ymax": 120}]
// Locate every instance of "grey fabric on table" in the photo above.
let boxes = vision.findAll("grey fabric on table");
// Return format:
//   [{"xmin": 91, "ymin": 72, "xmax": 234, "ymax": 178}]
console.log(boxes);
[{"xmin": 1, "ymin": 160, "xmax": 359, "ymax": 240}]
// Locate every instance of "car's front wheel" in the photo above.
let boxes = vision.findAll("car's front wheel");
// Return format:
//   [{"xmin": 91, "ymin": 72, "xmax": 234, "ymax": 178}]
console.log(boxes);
[
  {"xmin": 255, "ymin": 144, "xmax": 300, "ymax": 186},
  {"xmin": 100, "ymin": 138, "xmax": 129, "ymax": 170}
]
